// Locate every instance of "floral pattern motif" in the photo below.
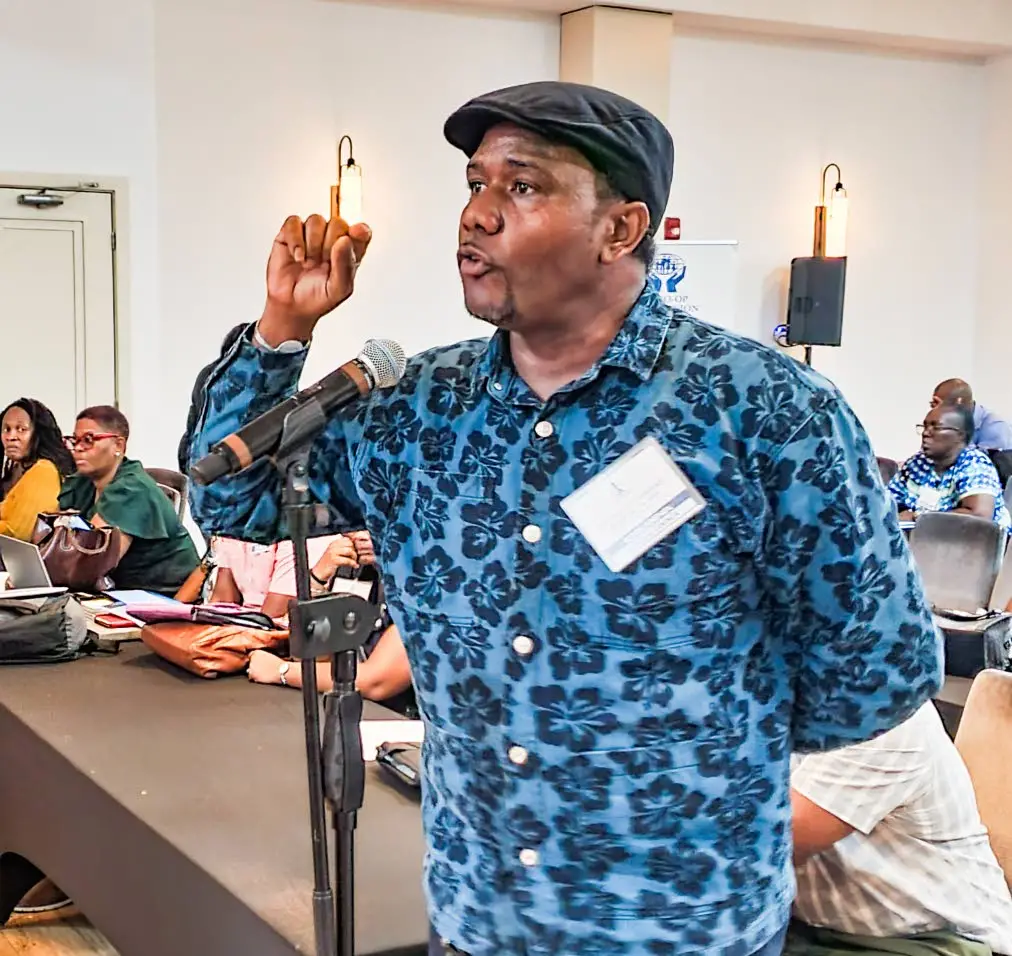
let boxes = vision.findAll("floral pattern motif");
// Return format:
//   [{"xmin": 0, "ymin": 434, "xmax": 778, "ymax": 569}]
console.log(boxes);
[{"xmin": 191, "ymin": 288, "xmax": 942, "ymax": 956}]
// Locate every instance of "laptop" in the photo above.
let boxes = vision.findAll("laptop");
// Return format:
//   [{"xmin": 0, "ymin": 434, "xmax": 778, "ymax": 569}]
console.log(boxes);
[{"xmin": 0, "ymin": 535, "xmax": 68, "ymax": 599}]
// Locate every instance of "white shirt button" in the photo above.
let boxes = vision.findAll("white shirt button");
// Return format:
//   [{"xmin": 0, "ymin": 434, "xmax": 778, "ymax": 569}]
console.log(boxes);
[
  {"xmin": 507, "ymin": 745, "xmax": 529, "ymax": 766},
  {"xmin": 512, "ymin": 635, "xmax": 535, "ymax": 656},
  {"xmin": 518, "ymin": 848, "xmax": 539, "ymax": 867},
  {"xmin": 522, "ymin": 524, "xmax": 542, "ymax": 544},
  {"xmin": 492, "ymin": 382, "xmax": 504, "ymax": 391},
  {"xmin": 534, "ymin": 420, "xmax": 554, "ymax": 439}
]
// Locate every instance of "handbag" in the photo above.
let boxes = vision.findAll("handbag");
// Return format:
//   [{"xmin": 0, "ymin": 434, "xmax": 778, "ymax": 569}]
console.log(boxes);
[
  {"xmin": 140, "ymin": 620, "xmax": 289, "ymax": 679},
  {"xmin": 0, "ymin": 595, "xmax": 94, "ymax": 664},
  {"xmin": 32, "ymin": 513, "xmax": 122, "ymax": 592}
]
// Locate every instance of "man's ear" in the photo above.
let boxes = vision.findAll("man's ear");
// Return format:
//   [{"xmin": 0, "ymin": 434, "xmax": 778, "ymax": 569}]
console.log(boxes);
[{"xmin": 600, "ymin": 201, "xmax": 651, "ymax": 265}]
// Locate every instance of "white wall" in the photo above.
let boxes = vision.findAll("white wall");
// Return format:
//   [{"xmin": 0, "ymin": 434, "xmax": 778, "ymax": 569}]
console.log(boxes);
[
  {"xmin": 155, "ymin": 0, "xmax": 558, "ymax": 453},
  {"xmin": 0, "ymin": 0, "xmax": 162, "ymax": 461},
  {"xmin": 0, "ymin": 0, "xmax": 994, "ymax": 471},
  {"xmin": 975, "ymin": 53, "xmax": 1012, "ymax": 424},
  {"xmin": 668, "ymin": 33, "xmax": 984, "ymax": 460}
]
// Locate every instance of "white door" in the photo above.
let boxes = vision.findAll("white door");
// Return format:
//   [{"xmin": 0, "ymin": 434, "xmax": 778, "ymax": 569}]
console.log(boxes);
[{"xmin": 0, "ymin": 186, "xmax": 117, "ymax": 436}]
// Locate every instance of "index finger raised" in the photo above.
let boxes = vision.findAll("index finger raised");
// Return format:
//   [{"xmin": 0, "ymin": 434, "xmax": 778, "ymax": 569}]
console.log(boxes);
[{"xmin": 277, "ymin": 215, "xmax": 307, "ymax": 263}]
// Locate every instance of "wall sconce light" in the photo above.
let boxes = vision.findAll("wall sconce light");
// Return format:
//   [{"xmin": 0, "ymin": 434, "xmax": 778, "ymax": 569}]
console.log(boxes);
[
  {"xmin": 330, "ymin": 135, "xmax": 363, "ymax": 224},
  {"xmin": 813, "ymin": 164, "xmax": 848, "ymax": 258}
]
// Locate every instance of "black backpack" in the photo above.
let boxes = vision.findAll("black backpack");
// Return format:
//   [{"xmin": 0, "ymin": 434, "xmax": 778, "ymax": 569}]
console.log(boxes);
[{"xmin": 0, "ymin": 595, "xmax": 96, "ymax": 664}]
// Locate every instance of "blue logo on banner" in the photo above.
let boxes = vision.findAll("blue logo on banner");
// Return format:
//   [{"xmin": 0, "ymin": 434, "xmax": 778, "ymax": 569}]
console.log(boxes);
[{"xmin": 649, "ymin": 252, "xmax": 687, "ymax": 294}]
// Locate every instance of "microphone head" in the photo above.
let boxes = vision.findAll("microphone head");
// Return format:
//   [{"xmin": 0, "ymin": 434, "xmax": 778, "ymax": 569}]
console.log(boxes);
[{"xmin": 358, "ymin": 339, "xmax": 406, "ymax": 389}]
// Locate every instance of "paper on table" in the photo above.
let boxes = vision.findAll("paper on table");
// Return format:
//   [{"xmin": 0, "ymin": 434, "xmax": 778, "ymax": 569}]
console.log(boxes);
[
  {"xmin": 359, "ymin": 719, "xmax": 424, "ymax": 762},
  {"xmin": 104, "ymin": 590, "xmax": 182, "ymax": 608}
]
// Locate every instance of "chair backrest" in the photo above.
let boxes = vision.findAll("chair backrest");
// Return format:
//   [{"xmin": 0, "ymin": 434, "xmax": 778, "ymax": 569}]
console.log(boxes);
[
  {"xmin": 876, "ymin": 456, "xmax": 898, "ymax": 484},
  {"xmin": 988, "ymin": 450, "xmax": 1012, "ymax": 491},
  {"xmin": 145, "ymin": 468, "xmax": 188, "ymax": 521},
  {"xmin": 955, "ymin": 669, "xmax": 1012, "ymax": 886},
  {"xmin": 909, "ymin": 511, "xmax": 1005, "ymax": 613},
  {"xmin": 991, "ymin": 553, "xmax": 1012, "ymax": 611}
]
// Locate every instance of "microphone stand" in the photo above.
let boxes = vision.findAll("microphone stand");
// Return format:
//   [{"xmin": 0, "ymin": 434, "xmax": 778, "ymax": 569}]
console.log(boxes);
[{"xmin": 274, "ymin": 399, "xmax": 376, "ymax": 956}]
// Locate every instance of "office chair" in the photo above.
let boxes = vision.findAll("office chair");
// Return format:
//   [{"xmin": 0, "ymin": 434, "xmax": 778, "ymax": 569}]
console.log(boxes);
[
  {"xmin": 876, "ymin": 456, "xmax": 898, "ymax": 484},
  {"xmin": 910, "ymin": 512, "xmax": 1005, "ymax": 614},
  {"xmin": 145, "ymin": 468, "xmax": 188, "ymax": 522}
]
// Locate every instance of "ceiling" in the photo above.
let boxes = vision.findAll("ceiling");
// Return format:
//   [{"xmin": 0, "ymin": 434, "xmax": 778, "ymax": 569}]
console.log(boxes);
[{"xmin": 353, "ymin": 0, "xmax": 1012, "ymax": 59}]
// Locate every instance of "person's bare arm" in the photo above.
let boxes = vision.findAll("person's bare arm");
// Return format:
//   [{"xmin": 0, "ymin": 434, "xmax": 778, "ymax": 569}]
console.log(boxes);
[
  {"xmin": 259, "ymin": 591, "xmax": 291, "ymax": 619},
  {"xmin": 210, "ymin": 567, "xmax": 242, "ymax": 605},
  {"xmin": 952, "ymin": 493, "xmax": 995, "ymax": 520},
  {"xmin": 791, "ymin": 789, "xmax": 855, "ymax": 863},
  {"xmin": 247, "ymin": 625, "xmax": 411, "ymax": 702},
  {"xmin": 90, "ymin": 514, "xmax": 132, "ymax": 562},
  {"xmin": 355, "ymin": 626, "xmax": 412, "ymax": 701}
]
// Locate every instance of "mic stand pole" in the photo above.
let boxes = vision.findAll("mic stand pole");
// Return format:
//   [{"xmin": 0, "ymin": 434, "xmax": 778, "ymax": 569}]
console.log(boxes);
[{"xmin": 275, "ymin": 400, "xmax": 374, "ymax": 956}]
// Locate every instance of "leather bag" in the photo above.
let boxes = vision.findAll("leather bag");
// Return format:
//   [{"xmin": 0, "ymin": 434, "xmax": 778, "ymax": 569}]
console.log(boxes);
[
  {"xmin": 32, "ymin": 513, "xmax": 122, "ymax": 592},
  {"xmin": 140, "ymin": 621, "xmax": 289, "ymax": 679}
]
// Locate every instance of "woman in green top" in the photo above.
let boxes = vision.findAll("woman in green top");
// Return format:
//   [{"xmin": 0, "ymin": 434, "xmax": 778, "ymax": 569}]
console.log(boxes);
[{"xmin": 60, "ymin": 405, "xmax": 199, "ymax": 594}]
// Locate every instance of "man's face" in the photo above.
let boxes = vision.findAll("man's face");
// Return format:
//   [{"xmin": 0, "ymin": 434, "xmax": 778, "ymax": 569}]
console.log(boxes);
[
  {"xmin": 920, "ymin": 405, "xmax": 966, "ymax": 461},
  {"xmin": 457, "ymin": 124, "xmax": 611, "ymax": 330}
]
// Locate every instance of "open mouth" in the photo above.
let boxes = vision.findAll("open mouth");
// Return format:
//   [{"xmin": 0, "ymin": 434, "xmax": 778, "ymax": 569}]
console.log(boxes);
[{"xmin": 457, "ymin": 246, "xmax": 493, "ymax": 278}]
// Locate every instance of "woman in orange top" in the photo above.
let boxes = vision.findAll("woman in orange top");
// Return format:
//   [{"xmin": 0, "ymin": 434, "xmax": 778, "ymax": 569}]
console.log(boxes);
[{"xmin": 0, "ymin": 399, "xmax": 75, "ymax": 540}]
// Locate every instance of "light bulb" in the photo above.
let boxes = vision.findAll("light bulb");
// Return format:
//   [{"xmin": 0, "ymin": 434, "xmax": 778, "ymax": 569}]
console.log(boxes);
[
  {"xmin": 825, "ymin": 186, "xmax": 848, "ymax": 257},
  {"xmin": 339, "ymin": 161, "xmax": 364, "ymax": 225}
]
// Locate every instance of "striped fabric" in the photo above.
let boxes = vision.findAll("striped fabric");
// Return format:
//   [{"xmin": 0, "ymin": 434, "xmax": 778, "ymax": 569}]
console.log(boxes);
[{"xmin": 792, "ymin": 703, "xmax": 1012, "ymax": 953}]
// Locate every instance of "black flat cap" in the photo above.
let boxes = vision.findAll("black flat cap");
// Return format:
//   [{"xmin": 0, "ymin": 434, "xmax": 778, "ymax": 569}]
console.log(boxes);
[{"xmin": 444, "ymin": 80, "xmax": 674, "ymax": 233}]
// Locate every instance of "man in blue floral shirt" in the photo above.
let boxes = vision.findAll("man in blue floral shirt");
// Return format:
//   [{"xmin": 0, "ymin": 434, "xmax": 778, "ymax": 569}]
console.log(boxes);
[{"xmin": 190, "ymin": 83, "xmax": 942, "ymax": 956}]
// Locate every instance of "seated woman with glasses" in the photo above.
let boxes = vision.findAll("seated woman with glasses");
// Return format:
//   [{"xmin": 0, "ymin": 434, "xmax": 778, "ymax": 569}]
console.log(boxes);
[
  {"xmin": 0, "ymin": 398, "xmax": 75, "ymax": 541},
  {"xmin": 889, "ymin": 403, "xmax": 1011, "ymax": 530},
  {"xmin": 59, "ymin": 406, "xmax": 200, "ymax": 594}
]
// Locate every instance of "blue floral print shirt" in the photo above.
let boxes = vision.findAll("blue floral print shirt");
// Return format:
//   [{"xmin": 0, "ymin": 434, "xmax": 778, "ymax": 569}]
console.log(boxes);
[{"xmin": 190, "ymin": 288, "xmax": 942, "ymax": 956}]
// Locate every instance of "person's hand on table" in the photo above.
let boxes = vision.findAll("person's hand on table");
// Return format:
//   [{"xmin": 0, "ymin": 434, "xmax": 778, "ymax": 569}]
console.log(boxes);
[
  {"xmin": 248, "ymin": 649, "xmax": 285, "ymax": 685},
  {"xmin": 898, "ymin": 510, "xmax": 916, "ymax": 522},
  {"xmin": 258, "ymin": 214, "xmax": 373, "ymax": 347}
]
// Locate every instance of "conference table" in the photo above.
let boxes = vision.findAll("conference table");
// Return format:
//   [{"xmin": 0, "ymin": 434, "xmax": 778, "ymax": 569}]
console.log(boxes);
[{"xmin": 0, "ymin": 643, "xmax": 428, "ymax": 955}]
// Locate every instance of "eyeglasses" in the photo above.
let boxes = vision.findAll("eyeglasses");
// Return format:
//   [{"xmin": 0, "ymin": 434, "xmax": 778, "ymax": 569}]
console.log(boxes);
[
  {"xmin": 915, "ymin": 424, "xmax": 962, "ymax": 436},
  {"xmin": 64, "ymin": 432, "xmax": 119, "ymax": 450}
]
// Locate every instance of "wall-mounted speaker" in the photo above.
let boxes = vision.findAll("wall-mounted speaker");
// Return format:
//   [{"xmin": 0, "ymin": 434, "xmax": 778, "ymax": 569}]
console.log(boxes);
[{"xmin": 785, "ymin": 256, "xmax": 847, "ymax": 347}]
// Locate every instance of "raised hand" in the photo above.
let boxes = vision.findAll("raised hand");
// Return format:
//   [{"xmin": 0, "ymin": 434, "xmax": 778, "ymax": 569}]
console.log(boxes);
[{"xmin": 259, "ymin": 214, "xmax": 372, "ymax": 346}]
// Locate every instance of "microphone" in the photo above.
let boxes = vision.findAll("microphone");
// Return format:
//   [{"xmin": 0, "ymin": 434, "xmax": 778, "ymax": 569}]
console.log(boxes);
[{"xmin": 190, "ymin": 338, "xmax": 406, "ymax": 486}]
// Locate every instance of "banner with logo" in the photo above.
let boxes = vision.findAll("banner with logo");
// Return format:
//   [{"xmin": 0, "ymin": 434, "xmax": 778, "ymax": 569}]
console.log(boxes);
[{"xmin": 648, "ymin": 240, "xmax": 739, "ymax": 332}]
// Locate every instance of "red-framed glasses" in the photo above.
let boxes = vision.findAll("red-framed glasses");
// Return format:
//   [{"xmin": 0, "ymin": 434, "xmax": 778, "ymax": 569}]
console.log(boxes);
[{"xmin": 64, "ymin": 432, "xmax": 119, "ymax": 451}]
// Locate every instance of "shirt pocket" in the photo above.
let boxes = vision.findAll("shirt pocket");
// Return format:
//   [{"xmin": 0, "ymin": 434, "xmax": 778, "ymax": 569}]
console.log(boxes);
[{"xmin": 386, "ymin": 466, "xmax": 506, "ymax": 622}]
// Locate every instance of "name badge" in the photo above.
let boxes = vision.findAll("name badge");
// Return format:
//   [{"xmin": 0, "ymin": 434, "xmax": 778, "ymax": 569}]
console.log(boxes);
[
  {"xmin": 560, "ymin": 437, "xmax": 706, "ymax": 573},
  {"xmin": 917, "ymin": 486, "xmax": 943, "ymax": 512}
]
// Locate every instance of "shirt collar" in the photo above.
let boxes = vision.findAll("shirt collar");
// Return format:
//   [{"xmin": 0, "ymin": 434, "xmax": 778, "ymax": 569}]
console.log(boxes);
[
  {"xmin": 471, "ymin": 286, "xmax": 673, "ymax": 394},
  {"xmin": 913, "ymin": 446, "xmax": 972, "ymax": 478}
]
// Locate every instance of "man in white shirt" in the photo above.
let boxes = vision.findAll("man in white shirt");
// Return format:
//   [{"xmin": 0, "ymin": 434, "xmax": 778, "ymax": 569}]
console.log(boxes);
[{"xmin": 789, "ymin": 703, "xmax": 1012, "ymax": 956}]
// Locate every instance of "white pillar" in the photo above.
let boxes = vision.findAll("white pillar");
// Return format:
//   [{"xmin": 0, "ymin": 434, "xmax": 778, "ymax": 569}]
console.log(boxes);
[
  {"xmin": 559, "ymin": 6, "xmax": 673, "ymax": 123},
  {"xmin": 975, "ymin": 54, "xmax": 1012, "ymax": 411}
]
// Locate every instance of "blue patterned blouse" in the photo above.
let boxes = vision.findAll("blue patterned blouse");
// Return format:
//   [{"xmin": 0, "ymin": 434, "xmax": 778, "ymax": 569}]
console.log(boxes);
[
  {"xmin": 888, "ymin": 447, "xmax": 1011, "ymax": 530},
  {"xmin": 190, "ymin": 288, "xmax": 942, "ymax": 956}
]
